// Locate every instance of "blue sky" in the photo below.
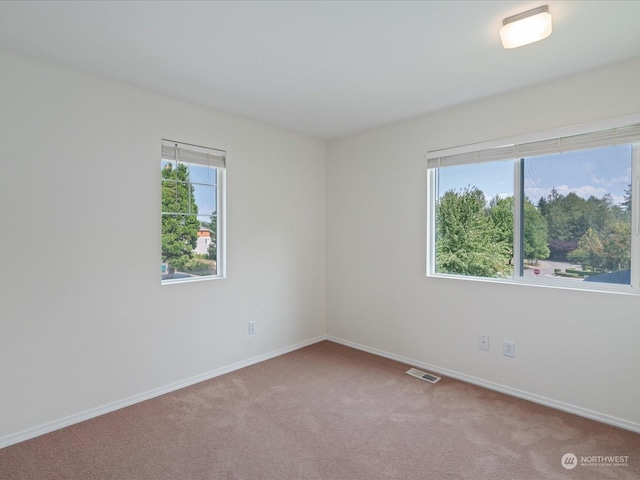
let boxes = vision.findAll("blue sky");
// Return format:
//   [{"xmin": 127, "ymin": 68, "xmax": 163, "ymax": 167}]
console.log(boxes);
[
  {"xmin": 189, "ymin": 164, "xmax": 217, "ymax": 219},
  {"xmin": 437, "ymin": 145, "xmax": 632, "ymax": 207}
]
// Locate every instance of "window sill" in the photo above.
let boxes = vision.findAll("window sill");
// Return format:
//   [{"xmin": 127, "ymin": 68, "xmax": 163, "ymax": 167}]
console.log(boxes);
[
  {"xmin": 162, "ymin": 274, "xmax": 225, "ymax": 286},
  {"xmin": 426, "ymin": 272, "xmax": 639, "ymax": 296}
]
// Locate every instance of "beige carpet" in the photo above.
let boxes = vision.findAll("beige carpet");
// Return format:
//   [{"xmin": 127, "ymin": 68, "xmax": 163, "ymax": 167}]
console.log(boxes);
[{"xmin": 1, "ymin": 341, "xmax": 638, "ymax": 479}]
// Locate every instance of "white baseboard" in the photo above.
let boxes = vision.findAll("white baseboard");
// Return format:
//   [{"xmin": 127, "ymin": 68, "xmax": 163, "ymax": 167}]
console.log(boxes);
[
  {"xmin": 327, "ymin": 335, "xmax": 640, "ymax": 434},
  {"xmin": 0, "ymin": 335, "xmax": 327, "ymax": 449}
]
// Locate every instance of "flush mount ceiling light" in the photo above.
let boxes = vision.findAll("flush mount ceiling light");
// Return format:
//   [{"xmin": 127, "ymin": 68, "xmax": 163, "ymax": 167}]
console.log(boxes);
[{"xmin": 500, "ymin": 5, "xmax": 552, "ymax": 49}]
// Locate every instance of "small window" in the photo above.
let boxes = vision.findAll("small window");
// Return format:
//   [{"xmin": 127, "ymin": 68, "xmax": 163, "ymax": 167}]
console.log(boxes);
[
  {"xmin": 427, "ymin": 120, "xmax": 640, "ymax": 293},
  {"xmin": 161, "ymin": 140, "xmax": 226, "ymax": 284}
]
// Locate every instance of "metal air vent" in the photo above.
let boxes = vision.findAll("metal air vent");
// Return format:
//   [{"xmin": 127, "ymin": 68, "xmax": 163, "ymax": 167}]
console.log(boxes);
[{"xmin": 406, "ymin": 367, "xmax": 441, "ymax": 384}]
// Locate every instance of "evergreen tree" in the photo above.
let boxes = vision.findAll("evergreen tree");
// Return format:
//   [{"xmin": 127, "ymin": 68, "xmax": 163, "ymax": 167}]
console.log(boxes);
[
  {"xmin": 537, "ymin": 196, "xmax": 549, "ymax": 217},
  {"xmin": 540, "ymin": 187, "xmax": 631, "ymax": 265},
  {"xmin": 161, "ymin": 163, "xmax": 200, "ymax": 275},
  {"xmin": 622, "ymin": 184, "xmax": 632, "ymax": 214}
]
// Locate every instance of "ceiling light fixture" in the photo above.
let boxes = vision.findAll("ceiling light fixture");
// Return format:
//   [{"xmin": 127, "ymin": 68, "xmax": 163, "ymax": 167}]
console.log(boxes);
[{"xmin": 500, "ymin": 5, "xmax": 552, "ymax": 49}]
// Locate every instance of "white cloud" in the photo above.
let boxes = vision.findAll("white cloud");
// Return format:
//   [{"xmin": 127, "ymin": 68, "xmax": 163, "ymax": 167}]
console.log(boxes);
[
  {"xmin": 591, "ymin": 174, "xmax": 631, "ymax": 187},
  {"xmin": 525, "ymin": 184, "xmax": 625, "ymax": 205},
  {"xmin": 523, "ymin": 177, "xmax": 541, "ymax": 188}
]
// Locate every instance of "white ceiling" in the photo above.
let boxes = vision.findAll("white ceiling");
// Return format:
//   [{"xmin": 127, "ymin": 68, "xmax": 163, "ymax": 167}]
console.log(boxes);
[{"xmin": 1, "ymin": 1, "xmax": 640, "ymax": 140}]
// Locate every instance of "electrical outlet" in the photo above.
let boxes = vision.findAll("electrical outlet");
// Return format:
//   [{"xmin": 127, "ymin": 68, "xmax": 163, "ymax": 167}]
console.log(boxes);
[
  {"xmin": 503, "ymin": 341, "xmax": 515, "ymax": 358},
  {"xmin": 248, "ymin": 321, "xmax": 256, "ymax": 335},
  {"xmin": 478, "ymin": 335, "xmax": 489, "ymax": 351}
]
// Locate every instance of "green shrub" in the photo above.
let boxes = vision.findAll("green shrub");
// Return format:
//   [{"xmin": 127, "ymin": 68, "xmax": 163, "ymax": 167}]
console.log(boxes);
[
  {"xmin": 182, "ymin": 258, "xmax": 214, "ymax": 276},
  {"xmin": 565, "ymin": 268, "xmax": 593, "ymax": 277},
  {"xmin": 555, "ymin": 272, "xmax": 580, "ymax": 278}
]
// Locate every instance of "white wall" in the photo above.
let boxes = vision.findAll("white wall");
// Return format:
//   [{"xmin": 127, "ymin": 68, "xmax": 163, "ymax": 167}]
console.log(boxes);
[
  {"xmin": 327, "ymin": 57, "xmax": 640, "ymax": 431},
  {"xmin": 2, "ymin": 46, "xmax": 639, "ymax": 446},
  {"xmin": 0, "ymin": 50, "xmax": 326, "ymax": 442}
]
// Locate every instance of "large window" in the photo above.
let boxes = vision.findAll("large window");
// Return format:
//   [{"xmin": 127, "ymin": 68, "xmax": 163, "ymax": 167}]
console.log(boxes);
[
  {"xmin": 161, "ymin": 140, "xmax": 226, "ymax": 284},
  {"xmin": 427, "ymin": 120, "xmax": 640, "ymax": 293}
]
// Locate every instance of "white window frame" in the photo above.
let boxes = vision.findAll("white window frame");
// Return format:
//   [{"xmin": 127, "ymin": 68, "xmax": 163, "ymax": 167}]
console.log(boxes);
[
  {"xmin": 426, "ymin": 114, "xmax": 640, "ymax": 295},
  {"xmin": 161, "ymin": 139, "xmax": 226, "ymax": 285}
]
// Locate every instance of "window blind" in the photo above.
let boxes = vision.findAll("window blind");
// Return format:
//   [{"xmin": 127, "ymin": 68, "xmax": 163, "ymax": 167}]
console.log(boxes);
[
  {"xmin": 426, "ymin": 124, "xmax": 640, "ymax": 169},
  {"xmin": 161, "ymin": 140, "xmax": 226, "ymax": 169}
]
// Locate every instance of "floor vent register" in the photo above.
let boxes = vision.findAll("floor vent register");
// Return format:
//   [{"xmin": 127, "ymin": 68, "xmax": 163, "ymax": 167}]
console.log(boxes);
[{"xmin": 405, "ymin": 367, "xmax": 441, "ymax": 384}]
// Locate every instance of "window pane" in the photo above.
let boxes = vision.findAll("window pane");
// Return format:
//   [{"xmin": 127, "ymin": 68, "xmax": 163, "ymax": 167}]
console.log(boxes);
[
  {"xmin": 161, "ymin": 159, "xmax": 175, "ymax": 171},
  {"xmin": 523, "ymin": 145, "xmax": 632, "ymax": 285},
  {"xmin": 162, "ymin": 160, "xmax": 192, "ymax": 214},
  {"xmin": 189, "ymin": 164, "xmax": 217, "ymax": 186},
  {"xmin": 192, "ymin": 183, "xmax": 217, "ymax": 216},
  {"xmin": 194, "ymin": 215, "xmax": 217, "ymax": 275},
  {"xmin": 435, "ymin": 160, "xmax": 514, "ymax": 278},
  {"xmin": 161, "ymin": 158, "xmax": 218, "ymax": 282},
  {"xmin": 161, "ymin": 180, "xmax": 191, "ymax": 214}
]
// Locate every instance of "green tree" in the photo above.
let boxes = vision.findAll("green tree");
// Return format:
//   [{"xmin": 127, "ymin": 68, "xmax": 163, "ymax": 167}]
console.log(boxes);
[
  {"xmin": 206, "ymin": 212, "xmax": 217, "ymax": 261},
  {"xmin": 538, "ymin": 187, "xmax": 631, "ymax": 264},
  {"xmin": 436, "ymin": 187, "xmax": 511, "ymax": 277},
  {"xmin": 583, "ymin": 194, "xmax": 622, "ymax": 238},
  {"xmin": 601, "ymin": 221, "xmax": 631, "ymax": 271},
  {"xmin": 621, "ymin": 184, "xmax": 632, "ymax": 213},
  {"xmin": 162, "ymin": 163, "xmax": 200, "ymax": 276},
  {"xmin": 523, "ymin": 199, "xmax": 550, "ymax": 264},
  {"xmin": 486, "ymin": 196, "xmax": 549, "ymax": 265},
  {"xmin": 542, "ymin": 191, "xmax": 601, "ymax": 260},
  {"xmin": 488, "ymin": 196, "xmax": 513, "ymax": 244},
  {"xmin": 537, "ymin": 196, "xmax": 549, "ymax": 217},
  {"xmin": 567, "ymin": 227, "xmax": 604, "ymax": 271}
]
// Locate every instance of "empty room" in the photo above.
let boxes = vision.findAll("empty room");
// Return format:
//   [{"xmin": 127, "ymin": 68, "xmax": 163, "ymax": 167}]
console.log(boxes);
[{"xmin": 1, "ymin": 1, "xmax": 639, "ymax": 479}]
